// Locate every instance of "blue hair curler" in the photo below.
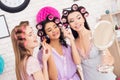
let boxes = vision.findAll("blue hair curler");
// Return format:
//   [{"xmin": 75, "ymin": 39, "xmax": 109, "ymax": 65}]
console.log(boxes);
[{"xmin": 0, "ymin": 55, "xmax": 4, "ymax": 74}]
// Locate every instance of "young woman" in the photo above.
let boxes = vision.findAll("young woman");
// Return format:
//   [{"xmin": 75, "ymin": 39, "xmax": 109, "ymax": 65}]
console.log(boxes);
[
  {"xmin": 36, "ymin": 7, "xmax": 82, "ymax": 80},
  {"xmin": 61, "ymin": 4, "xmax": 116, "ymax": 80},
  {"xmin": 11, "ymin": 21, "xmax": 50, "ymax": 80}
]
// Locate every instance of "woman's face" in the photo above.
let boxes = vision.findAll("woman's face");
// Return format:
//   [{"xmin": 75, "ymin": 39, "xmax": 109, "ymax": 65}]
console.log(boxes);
[
  {"xmin": 25, "ymin": 26, "xmax": 38, "ymax": 49},
  {"xmin": 67, "ymin": 11, "xmax": 85, "ymax": 31},
  {"xmin": 45, "ymin": 22, "xmax": 60, "ymax": 40}
]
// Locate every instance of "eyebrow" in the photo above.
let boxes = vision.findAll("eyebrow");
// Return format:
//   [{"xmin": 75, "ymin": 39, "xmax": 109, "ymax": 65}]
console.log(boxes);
[
  {"xmin": 46, "ymin": 27, "xmax": 51, "ymax": 31},
  {"xmin": 53, "ymin": 24, "xmax": 56, "ymax": 27},
  {"xmin": 28, "ymin": 27, "xmax": 33, "ymax": 34},
  {"xmin": 69, "ymin": 14, "xmax": 80, "ymax": 20},
  {"xmin": 76, "ymin": 14, "xmax": 80, "ymax": 17},
  {"xmin": 46, "ymin": 24, "xmax": 56, "ymax": 30}
]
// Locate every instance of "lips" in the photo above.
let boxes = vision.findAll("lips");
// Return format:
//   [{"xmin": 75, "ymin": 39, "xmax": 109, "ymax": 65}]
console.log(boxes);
[
  {"xmin": 52, "ymin": 32, "xmax": 59, "ymax": 36},
  {"xmin": 34, "ymin": 39, "xmax": 38, "ymax": 43},
  {"xmin": 75, "ymin": 24, "xmax": 82, "ymax": 29}
]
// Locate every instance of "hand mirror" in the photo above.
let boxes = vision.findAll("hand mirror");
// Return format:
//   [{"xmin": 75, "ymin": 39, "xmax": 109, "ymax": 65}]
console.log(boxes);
[{"xmin": 92, "ymin": 20, "xmax": 115, "ymax": 73}]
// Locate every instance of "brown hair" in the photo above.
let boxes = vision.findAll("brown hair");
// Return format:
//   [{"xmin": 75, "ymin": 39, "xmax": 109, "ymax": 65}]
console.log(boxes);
[{"xmin": 11, "ymin": 21, "xmax": 31, "ymax": 80}]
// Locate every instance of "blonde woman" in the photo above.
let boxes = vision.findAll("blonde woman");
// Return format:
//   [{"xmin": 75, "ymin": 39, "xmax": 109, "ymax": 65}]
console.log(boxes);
[{"xmin": 11, "ymin": 21, "xmax": 50, "ymax": 80}]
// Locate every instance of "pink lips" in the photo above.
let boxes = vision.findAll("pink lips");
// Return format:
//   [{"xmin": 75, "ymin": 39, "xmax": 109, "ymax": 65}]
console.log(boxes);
[
  {"xmin": 52, "ymin": 32, "xmax": 59, "ymax": 36},
  {"xmin": 75, "ymin": 24, "xmax": 82, "ymax": 29},
  {"xmin": 34, "ymin": 39, "xmax": 38, "ymax": 43}
]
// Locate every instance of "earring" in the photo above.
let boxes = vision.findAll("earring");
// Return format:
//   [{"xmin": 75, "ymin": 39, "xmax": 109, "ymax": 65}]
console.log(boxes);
[{"xmin": 46, "ymin": 35, "xmax": 49, "ymax": 39}]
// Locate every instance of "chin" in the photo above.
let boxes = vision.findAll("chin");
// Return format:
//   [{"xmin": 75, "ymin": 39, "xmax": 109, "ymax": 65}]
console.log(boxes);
[
  {"xmin": 52, "ymin": 34, "xmax": 60, "ymax": 39},
  {"xmin": 34, "ymin": 42, "xmax": 39, "ymax": 47}
]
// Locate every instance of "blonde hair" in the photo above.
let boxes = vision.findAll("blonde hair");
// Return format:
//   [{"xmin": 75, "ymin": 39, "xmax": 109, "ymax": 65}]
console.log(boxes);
[{"xmin": 11, "ymin": 21, "xmax": 31, "ymax": 80}]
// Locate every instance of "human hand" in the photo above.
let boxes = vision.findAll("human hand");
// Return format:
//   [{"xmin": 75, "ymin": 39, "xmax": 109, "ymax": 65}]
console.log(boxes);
[
  {"xmin": 101, "ymin": 50, "xmax": 113, "ymax": 66},
  {"xmin": 97, "ymin": 50, "xmax": 114, "ymax": 73},
  {"xmin": 62, "ymin": 26, "xmax": 74, "ymax": 41},
  {"xmin": 41, "ymin": 39, "xmax": 52, "ymax": 62}
]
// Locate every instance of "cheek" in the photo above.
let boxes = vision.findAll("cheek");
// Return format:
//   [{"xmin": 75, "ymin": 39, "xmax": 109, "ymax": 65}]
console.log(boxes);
[
  {"xmin": 46, "ymin": 32, "xmax": 52, "ymax": 37},
  {"xmin": 26, "ymin": 40, "xmax": 37, "ymax": 48},
  {"xmin": 80, "ymin": 18, "xmax": 85, "ymax": 23},
  {"xmin": 26, "ymin": 37, "xmax": 33, "ymax": 43},
  {"xmin": 70, "ymin": 23, "xmax": 75, "ymax": 29},
  {"xmin": 56, "ymin": 28, "xmax": 60, "ymax": 32},
  {"xmin": 26, "ymin": 40, "xmax": 33, "ymax": 45}
]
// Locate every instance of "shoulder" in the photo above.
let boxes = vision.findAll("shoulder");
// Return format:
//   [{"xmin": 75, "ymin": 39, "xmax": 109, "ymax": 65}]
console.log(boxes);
[
  {"xmin": 27, "ymin": 56, "xmax": 40, "ymax": 66},
  {"xmin": 26, "ymin": 56, "xmax": 41, "ymax": 75}
]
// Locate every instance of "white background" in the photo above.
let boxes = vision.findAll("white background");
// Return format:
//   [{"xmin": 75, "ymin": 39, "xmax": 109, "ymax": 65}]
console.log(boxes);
[{"xmin": 0, "ymin": 0, "xmax": 117, "ymax": 79}]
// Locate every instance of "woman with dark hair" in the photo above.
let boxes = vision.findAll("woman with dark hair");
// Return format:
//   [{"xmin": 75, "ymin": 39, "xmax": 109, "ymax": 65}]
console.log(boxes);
[
  {"xmin": 36, "ymin": 6, "xmax": 82, "ymax": 80},
  {"xmin": 11, "ymin": 21, "xmax": 50, "ymax": 80},
  {"xmin": 61, "ymin": 4, "xmax": 116, "ymax": 80}
]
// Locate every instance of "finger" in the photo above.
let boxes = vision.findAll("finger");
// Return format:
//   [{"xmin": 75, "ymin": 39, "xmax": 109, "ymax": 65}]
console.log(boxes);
[
  {"xmin": 46, "ymin": 43, "xmax": 50, "ymax": 47},
  {"xmin": 43, "ymin": 38, "xmax": 47, "ymax": 44},
  {"xmin": 41, "ymin": 42, "xmax": 45, "ymax": 49}
]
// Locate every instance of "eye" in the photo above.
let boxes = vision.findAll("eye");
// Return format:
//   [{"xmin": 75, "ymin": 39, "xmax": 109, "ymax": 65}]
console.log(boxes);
[
  {"xmin": 47, "ymin": 29, "xmax": 52, "ymax": 32},
  {"xmin": 53, "ymin": 25, "xmax": 58, "ymax": 29},
  {"xmin": 28, "ymin": 33, "xmax": 32, "ymax": 37},
  {"xmin": 69, "ymin": 19, "xmax": 74, "ymax": 23},
  {"xmin": 78, "ymin": 16, "xmax": 81, "ymax": 20},
  {"xmin": 55, "ymin": 25, "xmax": 58, "ymax": 28},
  {"xmin": 28, "ymin": 31, "xmax": 34, "ymax": 37},
  {"xmin": 29, "ymin": 34, "xmax": 32, "ymax": 36}
]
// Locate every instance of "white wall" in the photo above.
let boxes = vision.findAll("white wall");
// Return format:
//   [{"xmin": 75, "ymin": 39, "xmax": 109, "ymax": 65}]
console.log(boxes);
[{"xmin": 0, "ymin": 0, "xmax": 114, "ymax": 79}]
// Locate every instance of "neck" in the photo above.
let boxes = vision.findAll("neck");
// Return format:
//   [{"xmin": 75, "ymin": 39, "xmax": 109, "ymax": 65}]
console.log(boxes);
[
  {"xmin": 50, "ymin": 39, "xmax": 61, "ymax": 48},
  {"xmin": 77, "ymin": 26, "xmax": 90, "ymax": 40},
  {"xmin": 28, "ymin": 48, "xmax": 34, "ymax": 55}
]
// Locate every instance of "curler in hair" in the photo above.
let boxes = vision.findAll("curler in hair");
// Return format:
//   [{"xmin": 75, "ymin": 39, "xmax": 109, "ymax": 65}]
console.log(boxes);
[
  {"xmin": 80, "ymin": 8, "xmax": 86, "ymax": 13},
  {"xmin": 72, "ymin": 4, "xmax": 78, "ymax": 11},
  {"xmin": 62, "ymin": 10, "xmax": 69, "ymax": 16},
  {"xmin": 36, "ymin": 24, "xmax": 43, "ymax": 30},
  {"xmin": 55, "ymin": 18, "xmax": 60, "ymax": 24},
  {"xmin": 48, "ymin": 15, "xmax": 54, "ymax": 21}
]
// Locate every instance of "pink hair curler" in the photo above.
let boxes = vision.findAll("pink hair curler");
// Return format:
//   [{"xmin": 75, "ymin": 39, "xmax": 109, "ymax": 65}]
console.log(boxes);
[{"xmin": 36, "ymin": 6, "xmax": 60, "ymax": 23}]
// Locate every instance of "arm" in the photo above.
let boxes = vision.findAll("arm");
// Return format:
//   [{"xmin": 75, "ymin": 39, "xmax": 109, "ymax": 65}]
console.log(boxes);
[
  {"xmin": 42, "ymin": 61, "xmax": 49, "ymax": 80},
  {"xmin": 48, "ymin": 55, "xmax": 58, "ymax": 80},
  {"xmin": 42, "ymin": 42, "xmax": 58, "ymax": 80},
  {"xmin": 63, "ymin": 28, "xmax": 83, "ymax": 79},
  {"xmin": 69, "ymin": 38, "xmax": 81, "ymax": 64},
  {"xmin": 69, "ymin": 40, "xmax": 84, "ymax": 80},
  {"xmin": 63, "ymin": 27, "xmax": 81, "ymax": 64},
  {"xmin": 102, "ymin": 49, "xmax": 114, "ymax": 65},
  {"xmin": 33, "ymin": 70, "xmax": 45, "ymax": 80},
  {"xmin": 33, "ymin": 61, "xmax": 49, "ymax": 80},
  {"xmin": 77, "ymin": 64, "xmax": 84, "ymax": 80},
  {"xmin": 27, "ymin": 57, "xmax": 46, "ymax": 80}
]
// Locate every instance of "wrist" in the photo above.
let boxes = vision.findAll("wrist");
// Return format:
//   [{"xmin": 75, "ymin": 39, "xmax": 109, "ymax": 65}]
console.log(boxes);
[
  {"xmin": 43, "ymin": 60, "xmax": 47, "ymax": 65},
  {"xmin": 77, "ymin": 64, "xmax": 83, "ymax": 71}
]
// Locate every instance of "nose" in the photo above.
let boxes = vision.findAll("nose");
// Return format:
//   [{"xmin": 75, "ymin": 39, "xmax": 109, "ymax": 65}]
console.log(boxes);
[
  {"xmin": 74, "ymin": 20, "xmax": 79, "ymax": 25},
  {"xmin": 52, "ymin": 29, "xmax": 56, "ymax": 33},
  {"xmin": 33, "ymin": 33, "xmax": 37, "ymax": 39}
]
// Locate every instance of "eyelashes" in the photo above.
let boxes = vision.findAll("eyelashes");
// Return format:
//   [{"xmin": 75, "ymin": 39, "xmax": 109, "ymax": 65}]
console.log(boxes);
[
  {"xmin": 47, "ymin": 26, "xmax": 58, "ymax": 32},
  {"xmin": 69, "ymin": 16, "xmax": 81, "ymax": 23}
]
